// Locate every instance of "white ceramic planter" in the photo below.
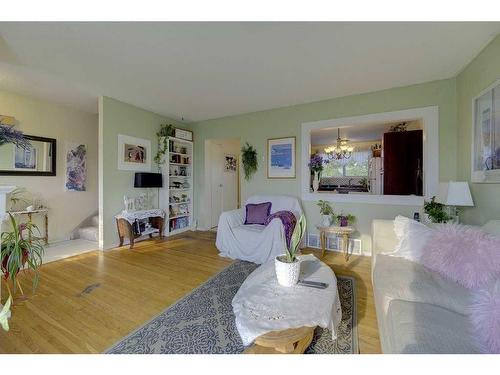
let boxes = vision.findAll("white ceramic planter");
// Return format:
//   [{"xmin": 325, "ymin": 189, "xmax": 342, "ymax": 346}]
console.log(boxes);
[
  {"xmin": 321, "ymin": 214, "xmax": 331, "ymax": 227},
  {"xmin": 275, "ymin": 255, "xmax": 300, "ymax": 287}
]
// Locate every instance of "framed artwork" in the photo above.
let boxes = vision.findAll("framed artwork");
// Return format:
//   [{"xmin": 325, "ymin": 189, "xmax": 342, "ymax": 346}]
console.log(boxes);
[
  {"xmin": 225, "ymin": 154, "xmax": 237, "ymax": 172},
  {"xmin": 117, "ymin": 134, "xmax": 151, "ymax": 172},
  {"xmin": 267, "ymin": 136, "xmax": 296, "ymax": 179},
  {"xmin": 14, "ymin": 143, "xmax": 37, "ymax": 170},
  {"xmin": 471, "ymin": 78, "xmax": 500, "ymax": 183},
  {"xmin": 65, "ymin": 143, "xmax": 87, "ymax": 191}
]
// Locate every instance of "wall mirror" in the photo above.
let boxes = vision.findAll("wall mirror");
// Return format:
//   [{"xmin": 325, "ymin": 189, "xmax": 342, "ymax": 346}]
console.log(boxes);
[
  {"xmin": 0, "ymin": 135, "xmax": 57, "ymax": 176},
  {"xmin": 301, "ymin": 107, "xmax": 439, "ymax": 205}
]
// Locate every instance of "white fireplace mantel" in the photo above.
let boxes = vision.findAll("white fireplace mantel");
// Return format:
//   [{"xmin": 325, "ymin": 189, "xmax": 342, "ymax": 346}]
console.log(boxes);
[{"xmin": 0, "ymin": 185, "xmax": 16, "ymax": 320}]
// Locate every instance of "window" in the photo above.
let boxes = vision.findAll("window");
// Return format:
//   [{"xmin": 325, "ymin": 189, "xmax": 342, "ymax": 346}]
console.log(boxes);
[{"xmin": 322, "ymin": 150, "xmax": 370, "ymax": 177}]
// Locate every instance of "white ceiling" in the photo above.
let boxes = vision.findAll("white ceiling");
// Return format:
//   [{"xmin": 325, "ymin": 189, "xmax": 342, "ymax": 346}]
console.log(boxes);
[{"xmin": 0, "ymin": 22, "xmax": 499, "ymax": 122}]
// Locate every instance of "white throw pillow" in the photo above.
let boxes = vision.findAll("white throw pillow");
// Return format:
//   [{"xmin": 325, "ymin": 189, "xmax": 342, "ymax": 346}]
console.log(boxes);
[{"xmin": 384, "ymin": 215, "xmax": 434, "ymax": 263}]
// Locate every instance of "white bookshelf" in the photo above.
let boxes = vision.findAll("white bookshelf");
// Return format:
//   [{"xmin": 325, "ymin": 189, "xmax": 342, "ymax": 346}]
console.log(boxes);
[{"xmin": 159, "ymin": 136, "xmax": 194, "ymax": 236}]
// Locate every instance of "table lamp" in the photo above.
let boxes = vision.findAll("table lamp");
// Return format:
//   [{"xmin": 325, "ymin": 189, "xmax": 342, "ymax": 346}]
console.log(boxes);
[{"xmin": 437, "ymin": 181, "xmax": 474, "ymax": 223}]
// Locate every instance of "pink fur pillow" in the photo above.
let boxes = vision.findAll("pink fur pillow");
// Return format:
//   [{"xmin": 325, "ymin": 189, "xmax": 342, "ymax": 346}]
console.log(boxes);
[
  {"xmin": 469, "ymin": 280, "xmax": 500, "ymax": 353},
  {"xmin": 421, "ymin": 224, "xmax": 500, "ymax": 290}
]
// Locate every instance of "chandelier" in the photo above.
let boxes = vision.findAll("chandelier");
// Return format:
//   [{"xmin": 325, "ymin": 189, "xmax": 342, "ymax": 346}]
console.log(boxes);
[{"xmin": 324, "ymin": 128, "xmax": 354, "ymax": 160}]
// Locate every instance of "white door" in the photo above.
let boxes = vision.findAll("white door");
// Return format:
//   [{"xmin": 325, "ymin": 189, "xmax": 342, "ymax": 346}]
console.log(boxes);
[
  {"xmin": 210, "ymin": 142, "xmax": 224, "ymax": 228},
  {"xmin": 209, "ymin": 140, "xmax": 239, "ymax": 228}
]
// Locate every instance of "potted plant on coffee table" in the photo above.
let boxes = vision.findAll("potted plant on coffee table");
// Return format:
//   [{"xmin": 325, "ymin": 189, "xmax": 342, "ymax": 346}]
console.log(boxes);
[
  {"xmin": 275, "ymin": 215, "xmax": 307, "ymax": 287},
  {"xmin": 1, "ymin": 213, "xmax": 45, "ymax": 300}
]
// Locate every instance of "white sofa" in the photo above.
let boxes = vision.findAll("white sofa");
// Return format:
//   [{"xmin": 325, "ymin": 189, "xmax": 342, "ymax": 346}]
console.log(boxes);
[
  {"xmin": 370, "ymin": 219, "xmax": 500, "ymax": 354},
  {"xmin": 215, "ymin": 195, "xmax": 303, "ymax": 264}
]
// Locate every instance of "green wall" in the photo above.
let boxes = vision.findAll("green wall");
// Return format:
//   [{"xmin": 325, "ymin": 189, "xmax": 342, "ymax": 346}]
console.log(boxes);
[
  {"xmin": 192, "ymin": 79, "xmax": 458, "ymax": 253},
  {"xmin": 456, "ymin": 35, "xmax": 500, "ymax": 225},
  {"xmin": 99, "ymin": 97, "xmax": 189, "ymax": 248}
]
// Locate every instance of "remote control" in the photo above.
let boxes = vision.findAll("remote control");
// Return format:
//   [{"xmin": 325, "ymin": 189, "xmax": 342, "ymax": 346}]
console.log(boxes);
[{"xmin": 298, "ymin": 280, "xmax": 328, "ymax": 289}]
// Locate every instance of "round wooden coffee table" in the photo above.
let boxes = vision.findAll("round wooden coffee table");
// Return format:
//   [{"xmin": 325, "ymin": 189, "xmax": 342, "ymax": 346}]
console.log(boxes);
[{"xmin": 244, "ymin": 326, "xmax": 315, "ymax": 354}]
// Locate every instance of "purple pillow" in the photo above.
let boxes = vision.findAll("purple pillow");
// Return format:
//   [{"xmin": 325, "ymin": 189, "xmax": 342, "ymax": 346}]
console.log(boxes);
[
  {"xmin": 244, "ymin": 202, "xmax": 272, "ymax": 225},
  {"xmin": 469, "ymin": 280, "xmax": 500, "ymax": 353},
  {"xmin": 420, "ymin": 224, "xmax": 500, "ymax": 289}
]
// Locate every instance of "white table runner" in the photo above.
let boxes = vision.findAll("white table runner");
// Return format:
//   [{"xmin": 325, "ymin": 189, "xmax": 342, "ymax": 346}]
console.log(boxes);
[
  {"xmin": 232, "ymin": 254, "xmax": 342, "ymax": 346},
  {"xmin": 115, "ymin": 209, "xmax": 165, "ymax": 224}
]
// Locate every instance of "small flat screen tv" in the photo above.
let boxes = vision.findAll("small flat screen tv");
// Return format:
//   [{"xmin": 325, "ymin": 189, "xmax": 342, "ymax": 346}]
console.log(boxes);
[{"xmin": 134, "ymin": 172, "xmax": 163, "ymax": 188}]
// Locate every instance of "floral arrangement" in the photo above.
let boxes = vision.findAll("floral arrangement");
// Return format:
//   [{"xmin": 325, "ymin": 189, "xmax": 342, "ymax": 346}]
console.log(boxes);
[
  {"xmin": 309, "ymin": 153, "xmax": 326, "ymax": 173},
  {"xmin": 334, "ymin": 212, "xmax": 356, "ymax": 227},
  {"xmin": 0, "ymin": 125, "xmax": 31, "ymax": 149}
]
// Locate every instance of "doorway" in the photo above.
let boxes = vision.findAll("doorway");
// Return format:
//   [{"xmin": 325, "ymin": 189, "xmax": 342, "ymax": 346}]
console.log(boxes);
[{"xmin": 204, "ymin": 139, "xmax": 240, "ymax": 229}]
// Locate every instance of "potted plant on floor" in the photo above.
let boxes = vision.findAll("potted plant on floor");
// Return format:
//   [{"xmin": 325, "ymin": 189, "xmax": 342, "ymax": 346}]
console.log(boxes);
[
  {"xmin": 317, "ymin": 200, "xmax": 334, "ymax": 227},
  {"xmin": 275, "ymin": 215, "xmax": 307, "ymax": 287},
  {"xmin": 1, "ymin": 213, "xmax": 45, "ymax": 299}
]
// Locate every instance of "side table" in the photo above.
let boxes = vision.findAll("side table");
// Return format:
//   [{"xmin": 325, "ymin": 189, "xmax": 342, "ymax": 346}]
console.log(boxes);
[{"xmin": 316, "ymin": 225, "xmax": 355, "ymax": 261}]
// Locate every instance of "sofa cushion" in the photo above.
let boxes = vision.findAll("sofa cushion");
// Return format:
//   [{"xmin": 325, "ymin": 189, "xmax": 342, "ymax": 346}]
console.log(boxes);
[
  {"xmin": 373, "ymin": 254, "xmax": 472, "ymax": 316},
  {"xmin": 387, "ymin": 300, "xmax": 479, "ymax": 354},
  {"xmin": 244, "ymin": 202, "xmax": 272, "ymax": 225}
]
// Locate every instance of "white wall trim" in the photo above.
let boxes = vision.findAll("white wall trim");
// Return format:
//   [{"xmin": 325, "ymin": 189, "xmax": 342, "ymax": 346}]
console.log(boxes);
[{"xmin": 301, "ymin": 106, "xmax": 439, "ymax": 206}]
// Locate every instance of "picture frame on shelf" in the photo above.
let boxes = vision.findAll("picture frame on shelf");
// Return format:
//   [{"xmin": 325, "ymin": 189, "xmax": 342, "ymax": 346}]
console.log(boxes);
[
  {"xmin": 471, "ymin": 78, "xmax": 500, "ymax": 183},
  {"xmin": 267, "ymin": 136, "xmax": 296, "ymax": 179}
]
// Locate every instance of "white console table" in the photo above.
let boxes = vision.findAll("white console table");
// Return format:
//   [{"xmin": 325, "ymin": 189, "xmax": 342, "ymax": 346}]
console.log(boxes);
[{"xmin": 0, "ymin": 186, "xmax": 16, "ymax": 324}]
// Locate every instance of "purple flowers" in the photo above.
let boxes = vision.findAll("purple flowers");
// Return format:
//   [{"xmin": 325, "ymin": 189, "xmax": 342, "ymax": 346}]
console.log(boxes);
[
  {"xmin": 308, "ymin": 153, "xmax": 327, "ymax": 173},
  {"xmin": 0, "ymin": 125, "xmax": 31, "ymax": 149}
]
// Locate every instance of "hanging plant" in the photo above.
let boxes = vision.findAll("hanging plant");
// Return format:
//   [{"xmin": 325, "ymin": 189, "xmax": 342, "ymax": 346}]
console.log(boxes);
[
  {"xmin": 241, "ymin": 142, "xmax": 258, "ymax": 181},
  {"xmin": 154, "ymin": 124, "xmax": 175, "ymax": 165}
]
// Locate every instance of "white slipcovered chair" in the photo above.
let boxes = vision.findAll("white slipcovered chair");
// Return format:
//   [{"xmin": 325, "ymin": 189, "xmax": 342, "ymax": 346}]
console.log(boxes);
[{"xmin": 215, "ymin": 195, "xmax": 304, "ymax": 264}]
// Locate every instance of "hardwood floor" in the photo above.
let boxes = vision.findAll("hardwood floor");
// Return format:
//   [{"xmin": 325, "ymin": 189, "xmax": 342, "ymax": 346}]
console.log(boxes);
[{"xmin": 0, "ymin": 231, "xmax": 381, "ymax": 353}]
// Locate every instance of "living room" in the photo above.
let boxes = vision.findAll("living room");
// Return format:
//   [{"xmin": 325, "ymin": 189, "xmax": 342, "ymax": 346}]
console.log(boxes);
[{"xmin": 1, "ymin": 2, "xmax": 500, "ymax": 374}]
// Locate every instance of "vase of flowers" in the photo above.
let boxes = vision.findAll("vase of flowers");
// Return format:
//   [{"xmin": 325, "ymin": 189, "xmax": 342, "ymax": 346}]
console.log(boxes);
[
  {"xmin": 275, "ymin": 215, "xmax": 306, "ymax": 287},
  {"xmin": 308, "ymin": 153, "xmax": 326, "ymax": 192},
  {"xmin": 335, "ymin": 213, "xmax": 356, "ymax": 227}
]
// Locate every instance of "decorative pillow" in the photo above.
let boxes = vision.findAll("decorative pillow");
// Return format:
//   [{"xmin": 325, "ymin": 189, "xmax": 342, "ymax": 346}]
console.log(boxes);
[
  {"xmin": 383, "ymin": 215, "xmax": 433, "ymax": 263},
  {"xmin": 469, "ymin": 280, "xmax": 500, "ymax": 353},
  {"xmin": 421, "ymin": 224, "xmax": 500, "ymax": 289},
  {"xmin": 244, "ymin": 202, "xmax": 272, "ymax": 225}
]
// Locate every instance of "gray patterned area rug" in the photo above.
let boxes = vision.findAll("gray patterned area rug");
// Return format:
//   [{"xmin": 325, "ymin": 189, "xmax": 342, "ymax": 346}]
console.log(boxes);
[{"xmin": 106, "ymin": 260, "xmax": 358, "ymax": 354}]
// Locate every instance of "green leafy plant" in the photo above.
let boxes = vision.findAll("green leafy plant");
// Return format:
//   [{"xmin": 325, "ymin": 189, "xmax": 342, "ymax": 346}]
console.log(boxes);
[
  {"xmin": 284, "ymin": 215, "xmax": 307, "ymax": 262},
  {"xmin": 334, "ymin": 212, "xmax": 356, "ymax": 226},
  {"xmin": 241, "ymin": 142, "xmax": 258, "ymax": 181},
  {"xmin": 317, "ymin": 200, "xmax": 334, "ymax": 216},
  {"xmin": 154, "ymin": 124, "xmax": 175, "ymax": 165},
  {"xmin": 424, "ymin": 196, "xmax": 452, "ymax": 223},
  {"xmin": 1, "ymin": 213, "xmax": 45, "ymax": 296}
]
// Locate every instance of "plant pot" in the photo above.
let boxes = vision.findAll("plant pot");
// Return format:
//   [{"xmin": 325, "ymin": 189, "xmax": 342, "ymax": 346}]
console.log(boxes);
[
  {"xmin": 312, "ymin": 172, "xmax": 320, "ymax": 192},
  {"xmin": 275, "ymin": 255, "xmax": 300, "ymax": 287},
  {"xmin": 321, "ymin": 214, "xmax": 331, "ymax": 227},
  {"xmin": 338, "ymin": 216, "xmax": 349, "ymax": 227}
]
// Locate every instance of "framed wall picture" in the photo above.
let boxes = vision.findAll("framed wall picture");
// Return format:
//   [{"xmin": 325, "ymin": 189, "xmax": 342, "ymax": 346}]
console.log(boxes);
[
  {"xmin": 117, "ymin": 134, "xmax": 152, "ymax": 172},
  {"xmin": 267, "ymin": 136, "xmax": 296, "ymax": 179},
  {"xmin": 224, "ymin": 154, "xmax": 237, "ymax": 172},
  {"xmin": 471, "ymin": 78, "xmax": 500, "ymax": 183},
  {"xmin": 65, "ymin": 143, "xmax": 87, "ymax": 191}
]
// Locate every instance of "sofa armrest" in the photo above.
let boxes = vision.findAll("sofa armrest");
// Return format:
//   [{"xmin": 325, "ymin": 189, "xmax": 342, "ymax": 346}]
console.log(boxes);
[{"xmin": 218, "ymin": 208, "xmax": 245, "ymax": 228}]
